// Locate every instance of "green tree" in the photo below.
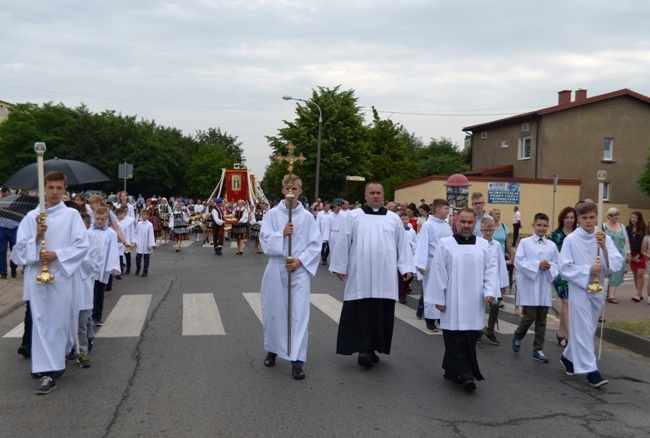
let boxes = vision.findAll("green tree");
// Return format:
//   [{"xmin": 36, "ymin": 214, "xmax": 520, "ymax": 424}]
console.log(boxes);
[
  {"xmin": 195, "ymin": 128, "xmax": 245, "ymax": 165},
  {"xmin": 0, "ymin": 102, "xmax": 76, "ymax": 183},
  {"xmin": 366, "ymin": 107, "xmax": 419, "ymax": 200},
  {"xmin": 415, "ymin": 137, "xmax": 470, "ymax": 177},
  {"xmin": 263, "ymin": 85, "xmax": 369, "ymax": 202}
]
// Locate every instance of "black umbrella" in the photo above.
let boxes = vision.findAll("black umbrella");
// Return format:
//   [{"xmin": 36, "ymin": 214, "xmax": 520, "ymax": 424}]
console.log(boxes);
[
  {"xmin": 0, "ymin": 193, "xmax": 39, "ymax": 222},
  {"xmin": 2, "ymin": 158, "xmax": 111, "ymax": 189}
]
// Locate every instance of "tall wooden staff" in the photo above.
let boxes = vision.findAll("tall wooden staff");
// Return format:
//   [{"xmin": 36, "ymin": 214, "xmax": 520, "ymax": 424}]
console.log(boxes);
[
  {"xmin": 594, "ymin": 170, "xmax": 607, "ymax": 359},
  {"xmin": 34, "ymin": 142, "xmax": 54, "ymax": 284},
  {"xmin": 276, "ymin": 143, "xmax": 305, "ymax": 356}
]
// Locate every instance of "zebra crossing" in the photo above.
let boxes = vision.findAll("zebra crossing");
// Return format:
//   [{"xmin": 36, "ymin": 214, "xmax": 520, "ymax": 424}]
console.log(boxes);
[{"xmin": 2, "ymin": 292, "xmax": 527, "ymax": 340}]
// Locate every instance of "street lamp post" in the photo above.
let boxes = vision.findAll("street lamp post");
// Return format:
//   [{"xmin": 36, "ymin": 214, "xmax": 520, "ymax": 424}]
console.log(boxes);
[{"xmin": 283, "ymin": 95, "xmax": 322, "ymax": 201}]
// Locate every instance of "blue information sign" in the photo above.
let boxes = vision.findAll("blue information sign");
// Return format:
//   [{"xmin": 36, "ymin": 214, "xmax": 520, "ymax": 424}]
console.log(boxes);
[{"xmin": 487, "ymin": 182, "xmax": 520, "ymax": 204}]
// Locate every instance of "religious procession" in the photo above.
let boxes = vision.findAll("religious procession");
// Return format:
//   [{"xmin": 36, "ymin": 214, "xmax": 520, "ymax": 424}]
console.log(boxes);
[{"xmin": 2, "ymin": 140, "xmax": 638, "ymax": 404}]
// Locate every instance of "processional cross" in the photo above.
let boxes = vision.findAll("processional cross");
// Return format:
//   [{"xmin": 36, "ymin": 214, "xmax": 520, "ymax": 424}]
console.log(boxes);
[{"xmin": 275, "ymin": 142, "xmax": 306, "ymax": 356}]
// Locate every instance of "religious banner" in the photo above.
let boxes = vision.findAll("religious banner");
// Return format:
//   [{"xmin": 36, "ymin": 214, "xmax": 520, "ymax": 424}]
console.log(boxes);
[
  {"xmin": 224, "ymin": 169, "xmax": 249, "ymax": 202},
  {"xmin": 487, "ymin": 182, "xmax": 520, "ymax": 204}
]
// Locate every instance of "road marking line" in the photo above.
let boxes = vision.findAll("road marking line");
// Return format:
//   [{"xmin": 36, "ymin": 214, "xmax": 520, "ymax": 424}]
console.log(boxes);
[
  {"xmin": 180, "ymin": 240, "xmax": 194, "ymax": 247},
  {"xmin": 96, "ymin": 294, "xmax": 152, "ymax": 338},
  {"xmin": 243, "ymin": 293, "xmax": 263, "ymax": 323},
  {"xmin": 310, "ymin": 294, "xmax": 342, "ymax": 323},
  {"xmin": 2, "ymin": 322, "xmax": 24, "ymax": 338},
  {"xmin": 182, "ymin": 293, "xmax": 225, "ymax": 335},
  {"xmin": 395, "ymin": 302, "xmax": 438, "ymax": 335}
]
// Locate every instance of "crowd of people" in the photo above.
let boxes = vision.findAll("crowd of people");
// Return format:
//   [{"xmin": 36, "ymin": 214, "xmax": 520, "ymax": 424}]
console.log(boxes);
[{"xmin": 3, "ymin": 177, "xmax": 648, "ymax": 395}]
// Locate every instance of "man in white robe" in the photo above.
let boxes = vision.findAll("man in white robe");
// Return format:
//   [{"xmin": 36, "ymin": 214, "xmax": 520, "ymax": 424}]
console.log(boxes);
[
  {"xmin": 330, "ymin": 182, "xmax": 415, "ymax": 369},
  {"xmin": 431, "ymin": 208, "xmax": 497, "ymax": 392},
  {"xmin": 328, "ymin": 200, "xmax": 345, "ymax": 262},
  {"xmin": 259, "ymin": 175, "xmax": 321, "ymax": 380},
  {"xmin": 559, "ymin": 202, "xmax": 623, "ymax": 387},
  {"xmin": 416, "ymin": 198, "xmax": 453, "ymax": 331},
  {"xmin": 11, "ymin": 171, "xmax": 89, "ymax": 394}
]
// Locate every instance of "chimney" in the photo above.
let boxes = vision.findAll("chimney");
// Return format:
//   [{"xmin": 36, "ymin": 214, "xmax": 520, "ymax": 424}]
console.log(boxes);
[
  {"xmin": 575, "ymin": 89, "xmax": 587, "ymax": 101},
  {"xmin": 558, "ymin": 90, "xmax": 572, "ymax": 105}
]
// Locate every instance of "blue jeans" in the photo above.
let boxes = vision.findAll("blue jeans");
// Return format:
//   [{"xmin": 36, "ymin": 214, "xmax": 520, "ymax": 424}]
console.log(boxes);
[{"xmin": 0, "ymin": 226, "xmax": 18, "ymax": 276}]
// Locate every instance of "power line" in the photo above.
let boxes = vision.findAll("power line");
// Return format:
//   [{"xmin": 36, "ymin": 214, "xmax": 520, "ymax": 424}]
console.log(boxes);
[{"xmin": 0, "ymin": 83, "xmax": 524, "ymax": 117}]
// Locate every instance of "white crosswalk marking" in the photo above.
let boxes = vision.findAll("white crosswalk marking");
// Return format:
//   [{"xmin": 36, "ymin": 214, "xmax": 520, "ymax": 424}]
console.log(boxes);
[
  {"xmin": 182, "ymin": 293, "xmax": 225, "ymax": 335},
  {"xmin": 243, "ymin": 293, "xmax": 263, "ymax": 323},
  {"xmin": 310, "ymin": 294, "xmax": 342, "ymax": 323},
  {"xmin": 96, "ymin": 294, "xmax": 152, "ymax": 338},
  {"xmin": 395, "ymin": 302, "xmax": 438, "ymax": 335},
  {"xmin": 180, "ymin": 240, "xmax": 194, "ymax": 248},
  {"xmin": 2, "ymin": 322, "xmax": 24, "ymax": 338}
]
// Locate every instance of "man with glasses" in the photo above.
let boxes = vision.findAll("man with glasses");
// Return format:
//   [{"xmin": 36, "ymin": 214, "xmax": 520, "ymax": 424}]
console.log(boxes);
[
  {"xmin": 471, "ymin": 193, "xmax": 491, "ymax": 238},
  {"xmin": 430, "ymin": 208, "xmax": 497, "ymax": 392}
]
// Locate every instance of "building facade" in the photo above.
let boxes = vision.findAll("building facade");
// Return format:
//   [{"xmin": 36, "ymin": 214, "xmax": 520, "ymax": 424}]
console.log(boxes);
[
  {"xmin": 463, "ymin": 89, "xmax": 650, "ymax": 210},
  {"xmin": 0, "ymin": 99, "xmax": 11, "ymax": 123}
]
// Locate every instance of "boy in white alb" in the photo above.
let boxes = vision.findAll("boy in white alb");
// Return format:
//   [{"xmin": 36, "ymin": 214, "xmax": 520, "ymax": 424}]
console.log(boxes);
[
  {"xmin": 134, "ymin": 209, "xmax": 156, "ymax": 277},
  {"xmin": 512, "ymin": 213, "xmax": 559, "ymax": 363},
  {"xmin": 559, "ymin": 202, "xmax": 623, "ymax": 387},
  {"xmin": 116, "ymin": 207, "xmax": 134, "ymax": 277},
  {"xmin": 89, "ymin": 207, "xmax": 121, "ymax": 327}
]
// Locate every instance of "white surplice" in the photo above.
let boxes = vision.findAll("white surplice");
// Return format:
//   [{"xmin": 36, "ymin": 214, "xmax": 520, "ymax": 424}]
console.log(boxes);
[
  {"xmin": 11, "ymin": 202, "xmax": 89, "ymax": 374},
  {"xmin": 76, "ymin": 228, "xmax": 102, "ymax": 311},
  {"xmin": 134, "ymin": 220, "xmax": 156, "ymax": 254},
  {"xmin": 431, "ymin": 236, "xmax": 497, "ymax": 331},
  {"xmin": 89, "ymin": 226, "xmax": 121, "ymax": 284},
  {"xmin": 417, "ymin": 216, "xmax": 453, "ymax": 319},
  {"xmin": 329, "ymin": 208, "xmax": 415, "ymax": 301},
  {"xmin": 514, "ymin": 235, "xmax": 560, "ymax": 307},
  {"xmin": 316, "ymin": 210, "xmax": 331, "ymax": 242},
  {"xmin": 260, "ymin": 201, "xmax": 321, "ymax": 362},
  {"xmin": 487, "ymin": 240, "xmax": 509, "ymax": 297},
  {"xmin": 117, "ymin": 216, "xmax": 135, "ymax": 256},
  {"xmin": 328, "ymin": 210, "xmax": 346, "ymax": 258},
  {"xmin": 559, "ymin": 227, "xmax": 623, "ymax": 374}
]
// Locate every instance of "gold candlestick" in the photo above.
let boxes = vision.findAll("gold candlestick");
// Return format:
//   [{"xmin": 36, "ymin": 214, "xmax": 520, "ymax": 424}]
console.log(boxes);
[{"xmin": 34, "ymin": 142, "xmax": 54, "ymax": 283}]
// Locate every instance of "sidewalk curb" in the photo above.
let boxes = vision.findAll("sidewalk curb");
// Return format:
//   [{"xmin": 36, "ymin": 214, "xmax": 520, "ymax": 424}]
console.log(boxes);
[{"xmin": 596, "ymin": 327, "xmax": 650, "ymax": 358}]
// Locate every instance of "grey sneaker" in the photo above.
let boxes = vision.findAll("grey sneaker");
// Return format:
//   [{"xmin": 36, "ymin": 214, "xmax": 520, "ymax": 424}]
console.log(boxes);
[
  {"xmin": 512, "ymin": 337, "xmax": 521, "ymax": 353},
  {"xmin": 77, "ymin": 353, "xmax": 92, "ymax": 368},
  {"xmin": 36, "ymin": 376, "xmax": 56, "ymax": 395},
  {"xmin": 532, "ymin": 350, "xmax": 549, "ymax": 363}
]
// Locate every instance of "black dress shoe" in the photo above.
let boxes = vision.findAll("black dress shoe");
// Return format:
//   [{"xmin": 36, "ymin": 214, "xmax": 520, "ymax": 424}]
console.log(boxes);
[
  {"xmin": 292, "ymin": 366, "xmax": 305, "ymax": 380},
  {"xmin": 11, "ymin": 267, "xmax": 17, "ymax": 278},
  {"xmin": 463, "ymin": 379, "xmax": 477, "ymax": 392},
  {"xmin": 17, "ymin": 345, "xmax": 31, "ymax": 358},
  {"xmin": 264, "ymin": 352, "xmax": 276, "ymax": 367},
  {"xmin": 141, "ymin": 272, "xmax": 148, "ymax": 277},
  {"xmin": 358, "ymin": 351, "xmax": 374, "ymax": 369}
]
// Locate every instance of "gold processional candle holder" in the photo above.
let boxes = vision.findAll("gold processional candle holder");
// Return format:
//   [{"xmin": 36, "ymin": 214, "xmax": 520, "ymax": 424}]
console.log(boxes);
[
  {"xmin": 34, "ymin": 142, "xmax": 54, "ymax": 284},
  {"xmin": 588, "ymin": 170, "xmax": 608, "ymax": 294}
]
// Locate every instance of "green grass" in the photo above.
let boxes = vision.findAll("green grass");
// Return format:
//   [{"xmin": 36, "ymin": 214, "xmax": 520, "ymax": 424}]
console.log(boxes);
[{"xmin": 606, "ymin": 319, "xmax": 650, "ymax": 338}]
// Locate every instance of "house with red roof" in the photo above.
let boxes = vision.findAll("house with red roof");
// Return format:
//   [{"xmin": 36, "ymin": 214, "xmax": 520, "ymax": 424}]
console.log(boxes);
[{"xmin": 462, "ymin": 89, "xmax": 650, "ymax": 209}]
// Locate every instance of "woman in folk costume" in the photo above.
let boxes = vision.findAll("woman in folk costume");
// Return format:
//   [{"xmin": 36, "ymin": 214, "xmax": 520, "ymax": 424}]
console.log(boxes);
[
  {"xmin": 158, "ymin": 197, "xmax": 172, "ymax": 244},
  {"xmin": 249, "ymin": 205, "xmax": 264, "ymax": 254},
  {"xmin": 202, "ymin": 201, "xmax": 213, "ymax": 244},
  {"xmin": 169, "ymin": 203, "xmax": 190, "ymax": 252},
  {"xmin": 231, "ymin": 199, "xmax": 250, "ymax": 255},
  {"xmin": 148, "ymin": 199, "xmax": 163, "ymax": 241}
]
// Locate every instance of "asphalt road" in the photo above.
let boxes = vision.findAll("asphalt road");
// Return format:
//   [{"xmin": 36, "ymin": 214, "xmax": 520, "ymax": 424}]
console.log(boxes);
[{"xmin": 1, "ymin": 238, "xmax": 649, "ymax": 438}]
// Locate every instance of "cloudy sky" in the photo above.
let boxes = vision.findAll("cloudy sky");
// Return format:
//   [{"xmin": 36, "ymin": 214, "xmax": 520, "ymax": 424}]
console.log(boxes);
[{"xmin": 2, "ymin": 0, "xmax": 649, "ymax": 180}]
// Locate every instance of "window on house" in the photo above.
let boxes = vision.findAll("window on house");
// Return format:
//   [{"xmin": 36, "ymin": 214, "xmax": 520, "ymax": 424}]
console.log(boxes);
[
  {"xmin": 603, "ymin": 182, "xmax": 611, "ymax": 201},
  {"xmin": 501, "ymin": 140, "xmax": 509, "ymax": 148},
  {"xmin": 518, "ymin": 137, "xmax": 532, "ymax": 159},
  {"xmin": 481, "ymin": 132, "xmax": 487, "ymax": 139},
  {"xmin": 603, "ymin": 138, "xmax": 614, "ymax": 161},
  {"xmin": 522, "ymin": 123, "xmax": 529, "ymax": 132},
  {"xmin": 0, "ymin": 107, "xmax": 4, "ymax": 115}
]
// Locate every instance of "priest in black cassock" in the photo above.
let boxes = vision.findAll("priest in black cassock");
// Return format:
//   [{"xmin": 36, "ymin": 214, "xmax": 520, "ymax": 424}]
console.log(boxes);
[
  {"xmin": 431, "ymin": 208, "xmax": 497, "ymax": 392},
  {"xmin": 330, "ymin": 182, "xmax": 415, "ymax": 368}
]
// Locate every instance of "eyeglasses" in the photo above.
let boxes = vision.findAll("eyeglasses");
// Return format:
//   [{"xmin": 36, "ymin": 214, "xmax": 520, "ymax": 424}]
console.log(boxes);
[
  {"xmin": 481, "ymin": 228, "xmax": 495, "ymax": 233},
  {"xmin": 472, "ymin": 202, "xmax": 485, "ymax": 206}
]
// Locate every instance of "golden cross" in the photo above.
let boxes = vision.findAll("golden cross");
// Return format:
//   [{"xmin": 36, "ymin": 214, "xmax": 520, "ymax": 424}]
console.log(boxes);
[{"xmin": 276, "ymin": 142, "xmax": 306, "ymax": 176}]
